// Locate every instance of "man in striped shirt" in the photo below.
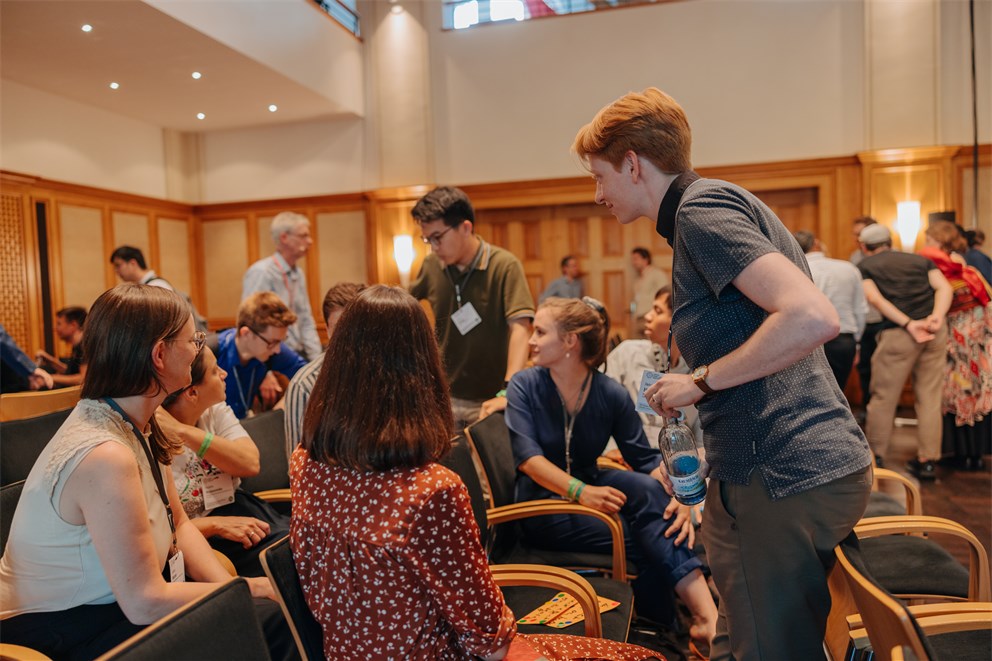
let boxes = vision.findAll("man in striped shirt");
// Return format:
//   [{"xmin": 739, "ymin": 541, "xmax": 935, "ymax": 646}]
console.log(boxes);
[{"xmin": 282, "ymin": 282, "xmax": 366, "ymax": 459}]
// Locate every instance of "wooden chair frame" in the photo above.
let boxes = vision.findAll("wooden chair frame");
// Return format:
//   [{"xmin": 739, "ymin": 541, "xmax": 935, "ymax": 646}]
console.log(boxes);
[
  {"xmin": 834, "ymin": 542, "xmax": 992, "ymax": 661},
  {"xmin": 464, "ymin": 417, "xmax": 628, "ymax": 581},
  {"xmin": 854, "ymin": 515, "xmax": 991, "ymax": 602},
  {"xmin": 0, "ymin": 385, "xmax": 81, "ymax": 422}
]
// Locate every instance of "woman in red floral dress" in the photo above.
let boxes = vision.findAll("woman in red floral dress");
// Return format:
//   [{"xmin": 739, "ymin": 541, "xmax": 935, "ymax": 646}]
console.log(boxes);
[
  {"xmin": 290, "ymin": 285, "xmax": 660, "ymax": 660},
  {"xmin": 920, "ymin": 222, "xmax": 992, "ymax": 469}
]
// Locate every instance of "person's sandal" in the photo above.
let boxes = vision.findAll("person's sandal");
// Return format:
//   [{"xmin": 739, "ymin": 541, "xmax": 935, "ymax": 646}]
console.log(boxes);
[{"xmin": 688, "ymin": 640, "xmax": 710, "ymax": 661}]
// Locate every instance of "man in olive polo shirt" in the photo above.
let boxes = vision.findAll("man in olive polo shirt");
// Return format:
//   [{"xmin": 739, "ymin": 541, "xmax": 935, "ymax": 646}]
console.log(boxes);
[{"xmin": 409, "ymin": 186, "xmax": 535, "ymax": 430}]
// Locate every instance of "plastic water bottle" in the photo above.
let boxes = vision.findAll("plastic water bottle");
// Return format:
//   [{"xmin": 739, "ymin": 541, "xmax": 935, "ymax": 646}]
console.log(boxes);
[{"xmin": 658, "ymin": 410, "xmax": 706, "ymax": 505}]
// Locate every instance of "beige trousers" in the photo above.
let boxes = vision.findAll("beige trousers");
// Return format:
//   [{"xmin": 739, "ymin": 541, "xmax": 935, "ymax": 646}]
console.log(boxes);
[{"xmin": 865, "ymin": 325, "xmax": 947, "ymax": 460}]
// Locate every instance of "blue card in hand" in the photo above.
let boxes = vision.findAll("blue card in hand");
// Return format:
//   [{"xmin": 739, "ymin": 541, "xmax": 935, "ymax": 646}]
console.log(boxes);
[{"xmin": 635, "ymin": 370, "xmax": 664, "ymax": 414}]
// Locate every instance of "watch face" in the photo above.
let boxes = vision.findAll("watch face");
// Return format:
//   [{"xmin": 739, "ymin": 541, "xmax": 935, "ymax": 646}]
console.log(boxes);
[{"xmin": 693, "ymin": 366, "xmax": 706, "ymax": 379}]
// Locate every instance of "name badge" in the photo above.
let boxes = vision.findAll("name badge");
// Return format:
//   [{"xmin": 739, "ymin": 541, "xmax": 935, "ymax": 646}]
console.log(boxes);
[
  {"xmin": 451, "ymin": 302, "xmax": 482, "ymax": 335},
  {"xmin": 168, "ymin": 550, "xmax": 186, "ymax": 583},
  {"xmin": 202, "ymin": 472, "xmax": 236, "ymax": 511},
  {"xmin": 635, "ymin": 370, "xmax": 664, "ymax": 415}
]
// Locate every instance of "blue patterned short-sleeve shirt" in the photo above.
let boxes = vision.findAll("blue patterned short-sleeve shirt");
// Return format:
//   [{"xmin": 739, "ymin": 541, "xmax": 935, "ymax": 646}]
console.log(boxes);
[{"xmin": 657, "ymin": 175, "xmax": 871, "ymax": 499}]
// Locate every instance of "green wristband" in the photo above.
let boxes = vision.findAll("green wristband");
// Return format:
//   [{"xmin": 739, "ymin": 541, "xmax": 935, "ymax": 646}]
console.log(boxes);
[
  {"xmin": 197, "ymin": 431, "xmax": 214, "ymax": 458},
  {"xmin": 495, "ymin": 389, "xmax": 507, "ymax": 398}
]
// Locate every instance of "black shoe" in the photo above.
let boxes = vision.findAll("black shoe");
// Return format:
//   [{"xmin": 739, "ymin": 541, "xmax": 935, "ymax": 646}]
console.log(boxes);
[
  {"xmin": 965, "ymin": 456, "xmax": 986, "ymax": 471},
  {"xmin": 874, "ymin": 455, "xmax": 885, "ymax": 469},
  {"xmin": 906, "ymin": 458, "xmax": 936, "ymax": 481}
]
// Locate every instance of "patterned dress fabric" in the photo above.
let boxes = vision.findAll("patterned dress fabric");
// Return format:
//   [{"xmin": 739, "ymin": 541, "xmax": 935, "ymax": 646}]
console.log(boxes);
[
  {"xmin": 289, "ymin": 447, "xmax": 659, "ymax": 660},
  {"xmin": 919, "ymin": 246, "xmax": 992, "ymax": 426}
]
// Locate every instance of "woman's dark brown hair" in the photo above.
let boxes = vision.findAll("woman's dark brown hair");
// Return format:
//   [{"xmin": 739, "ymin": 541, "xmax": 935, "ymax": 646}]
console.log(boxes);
[
  {"xmin": 302, "ymin": 285, "xmax": 453, "ymax": 471},
  {"xmin": 82, "ymin": 284, "xmax": 190, "ymax": 463}
]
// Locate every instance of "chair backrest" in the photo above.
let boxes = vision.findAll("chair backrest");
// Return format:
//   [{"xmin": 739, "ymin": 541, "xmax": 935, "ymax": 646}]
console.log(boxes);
[
  {"xmin": 439, "ymin": 437, "xmax": 492, "ymax": 554},
  {"xmin": 834, "ymin": 533, "xmax": 936, "ymax": 661},
  {"xmin": 0, "ymin": 385, "xmax": 80, "ymax": 422},
  {"xmin": 240, "ymin": 410, "xmax": 289, "ymax": 494},
  {"xmin": 1, "ymin": 481, "xmax": 25, "ymax": 555},
  {"xmin": 464, "ymin": 412, "xmax": 517, "ymax": 510},
  {"xmin": 0, "ymin": 407, "xmax": 73, "ymax": 486},
  {"xmin": 260, "ymin": 536, "xmax": 324, "ymax": 661},
  {"xmin": 96, "ymin": 578, "xmax": 269, "ymax": 661}
]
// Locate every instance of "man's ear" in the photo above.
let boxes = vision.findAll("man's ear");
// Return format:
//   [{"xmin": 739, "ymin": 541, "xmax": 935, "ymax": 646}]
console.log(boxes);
[
  {"xmin": 237, "ymin": 326, "xmax": 251, "ymax": 339},
  {"xmin": 626, "ymin": 151, "xmax": 641, "ymax": 181}
]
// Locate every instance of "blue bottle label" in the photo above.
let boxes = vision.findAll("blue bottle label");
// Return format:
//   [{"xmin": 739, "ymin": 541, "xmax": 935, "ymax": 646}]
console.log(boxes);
[{"xmin": 668, "ymin": 453, "xmax": 706, "ymax": 505}]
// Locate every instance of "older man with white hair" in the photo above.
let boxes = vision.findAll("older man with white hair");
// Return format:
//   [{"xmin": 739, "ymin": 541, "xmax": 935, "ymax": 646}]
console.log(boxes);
[{"xmin": 242, "ymin": 211, "xmax": 322, "ymax": 361}]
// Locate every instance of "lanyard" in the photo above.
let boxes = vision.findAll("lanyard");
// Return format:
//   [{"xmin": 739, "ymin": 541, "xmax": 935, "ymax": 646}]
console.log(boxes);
[
  {"xmin": 664, "ymin": 328, "xmax": 673, "ymax": 375},
  {"xmin": 555, "ymin": 370, "xmax": 592, "ymax": 475},
  {"xmin": 445, "ymin": 242, "xmax": 489, "ymax": 308},
  {"xmin": 232, "ymin": 365, "xmax": 256, "ymax": 417},
  {"xmin": 102, "ymin": 397, "xmax": 178, "ymax": 556},
  {"xmin": 272, "ymin": 256, "xmax": 296, "ymax": 308}
]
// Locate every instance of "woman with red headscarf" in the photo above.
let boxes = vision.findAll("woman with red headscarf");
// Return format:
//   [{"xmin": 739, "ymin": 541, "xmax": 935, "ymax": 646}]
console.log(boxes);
[{"xmin": 920, "ymin": 222, "xmax": 992, "ymax": 469}]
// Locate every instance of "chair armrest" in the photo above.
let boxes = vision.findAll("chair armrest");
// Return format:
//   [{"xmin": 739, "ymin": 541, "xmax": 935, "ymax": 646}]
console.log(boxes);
[
  {"xmin": 0, "ymin": 644, "xmax": 53, "ymax": 660},
  {"xmin": 487, "ymin": 499, "xmax": 627, "ymax": 581},
  {"xmin": 873, "ymin": 468, "xmax": 922, "ymax": 516},
  {"xmin": 595, "ymin": 456, "xmax": 629, "ymax": 472},
  {"xmin": 213, "ymin": 550, "xmax": 237, "ymax": 576},
  {"xmin": 254, "ymin": 488, "xmax": 292, "ymax": 503},
  {"xmin": 910, "ymin": 608, "xmax": 992, "ymax": 636},
  {"xmin": 490, "ymin": 563, "xmax": 603, "ymax": 639},
  {"xmin": 845, "ymin": 602, "xmax": 992, "ymax": 631},
  {"xmin": 855, "ymin": 515, "xmax": 991, "ymax": 601}
]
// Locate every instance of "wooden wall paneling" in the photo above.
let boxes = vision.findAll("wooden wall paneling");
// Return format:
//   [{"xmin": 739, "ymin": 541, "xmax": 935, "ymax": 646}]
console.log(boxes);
[
  {"xmin": 201, "ymin": 218, "xmax": 249, "ymax": 325},
  {"xmin": 601, "ymin": 270, "xmax": 627, "ymax": 334},
  {"xmin": 0, "ymin": 186, "xmax": 41, "ymax": 352},
  {"xmin": 315, "ymin": 209, "xmax": 368, "ymax": 330},
  {"xmin": 568, "ymin": 217, "xmax": 589, "ymax": 259},
  {"xmin": 858, "ymin": 146, "xmax": 960, "ymax": 251},
  {"xmin": 952, "ymin": 145, "xmax": 991, "ymax": 235},
  {"xmin": 111, "ymin": 210, "xmax": 151, "ymax": 263},
  {"xmin": 364, "ymin": 186, "xmax": 431, "ymax": 285},
  {"xmin": 57, "ymin": 203, "xmax": 108, "ymax": 313},
  {"xmin": 158, "ymin": 216, "xmax": 193, "ymax": 295}
]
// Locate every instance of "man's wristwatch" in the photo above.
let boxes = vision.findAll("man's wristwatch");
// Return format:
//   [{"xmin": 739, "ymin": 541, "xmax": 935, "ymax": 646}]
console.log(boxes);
[{"xmin": 692, "ymin": 365, "xmax": 716, "ymax": 395}]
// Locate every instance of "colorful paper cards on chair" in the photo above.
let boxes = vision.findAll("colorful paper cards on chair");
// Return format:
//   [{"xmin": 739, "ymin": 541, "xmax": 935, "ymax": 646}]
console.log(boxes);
[{"xmin": 516, "ymin": 592, "xmax": 620, "ymax": 629}]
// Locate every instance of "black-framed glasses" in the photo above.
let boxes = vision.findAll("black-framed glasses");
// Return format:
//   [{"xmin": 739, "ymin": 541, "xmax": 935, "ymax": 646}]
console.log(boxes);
[
  {"xmin": 249, "ymin": 327, "xmax": 281, "ymax": 350},
  {"xmin": 421, "ymin": 226, "xmax": 455, "ymax": 247}
]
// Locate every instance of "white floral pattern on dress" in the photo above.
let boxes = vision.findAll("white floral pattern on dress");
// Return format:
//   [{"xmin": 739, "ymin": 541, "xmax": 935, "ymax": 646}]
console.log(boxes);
[{"xmin": 289, "ymin": 447, "xmax": 659, "ymax": 661}]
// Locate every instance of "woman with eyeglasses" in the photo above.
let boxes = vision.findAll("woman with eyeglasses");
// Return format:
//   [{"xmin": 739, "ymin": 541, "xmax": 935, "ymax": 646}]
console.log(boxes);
[
  {"xmin": 292, "ymin": 285, "xmax": 658, "ymax": 660},
  {"xmin": 505, "ymin": 297, "xmax": 717, "ymax": 653},
  {"xmin": 0, "ymin": 285, "xmax": 295, "ymax": 660},
  {"xmin": 158, "ymin": 345, "xmax": 289, "ymax": 577},
  {"xmin": 215, "ymin": 291, "xmax": 307, "ymax": 419}
]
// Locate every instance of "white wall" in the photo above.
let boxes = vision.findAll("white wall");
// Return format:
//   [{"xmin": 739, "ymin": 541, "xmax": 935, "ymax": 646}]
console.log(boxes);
[
  {"xmin": 200, "ymin": 116, "xmax": 366, "ymax": 201},
  {"xmin": 426, "ymin": 0, "xmax": 867, "ymax": 185},
  {"xmin": 0, "ymin": 80, "xmax": 167, "ymax": 197}
]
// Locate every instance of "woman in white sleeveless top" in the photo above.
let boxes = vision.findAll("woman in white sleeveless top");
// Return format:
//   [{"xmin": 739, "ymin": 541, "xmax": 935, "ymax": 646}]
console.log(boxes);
[{"xmin": 0, "ymin": 284, "xmax": 283, "ymax": 660}]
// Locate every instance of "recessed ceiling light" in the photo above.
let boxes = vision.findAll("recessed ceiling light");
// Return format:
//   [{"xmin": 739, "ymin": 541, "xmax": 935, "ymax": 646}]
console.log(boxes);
[
  {"xmin": 81, "ymin": 24, "xmax": 93, "ymax": 32},
  {"xmin": 191, "ymin": 71, "xmax": 202, "ymax": 80},
  {"xmin": 109, "ymin": 82, "xmax": 120, "ymax": 90},
  {"xmin": 268, "ymin": 105, "xmax": 278, "ymax": 112},
  {"xmin": 196, "ymin": 113, "xmax": 205, "ymax": 120}
]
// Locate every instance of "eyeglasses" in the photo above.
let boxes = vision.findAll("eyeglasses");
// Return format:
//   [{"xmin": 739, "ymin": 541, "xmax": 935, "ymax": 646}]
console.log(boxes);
[
  {"xmin": 249, "ymin": 327, "xmax": 282, "ymax": 350},
  {"xmin": 421, "ymin": 226, "xmax": 455, "ymax": 248},
  {"xmin": 170, "ymin": 331, "xmax": 207, "ymax": 354}
]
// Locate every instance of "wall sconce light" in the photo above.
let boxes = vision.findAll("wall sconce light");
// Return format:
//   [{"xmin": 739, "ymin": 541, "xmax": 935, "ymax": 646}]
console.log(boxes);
[
  {"xmin": 393, "ymin": 234, "xmax": 415, "ymax": 288},
  {"xmin": 896, "ymin": 201, "xmax": 921, "ymax": 252}
]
